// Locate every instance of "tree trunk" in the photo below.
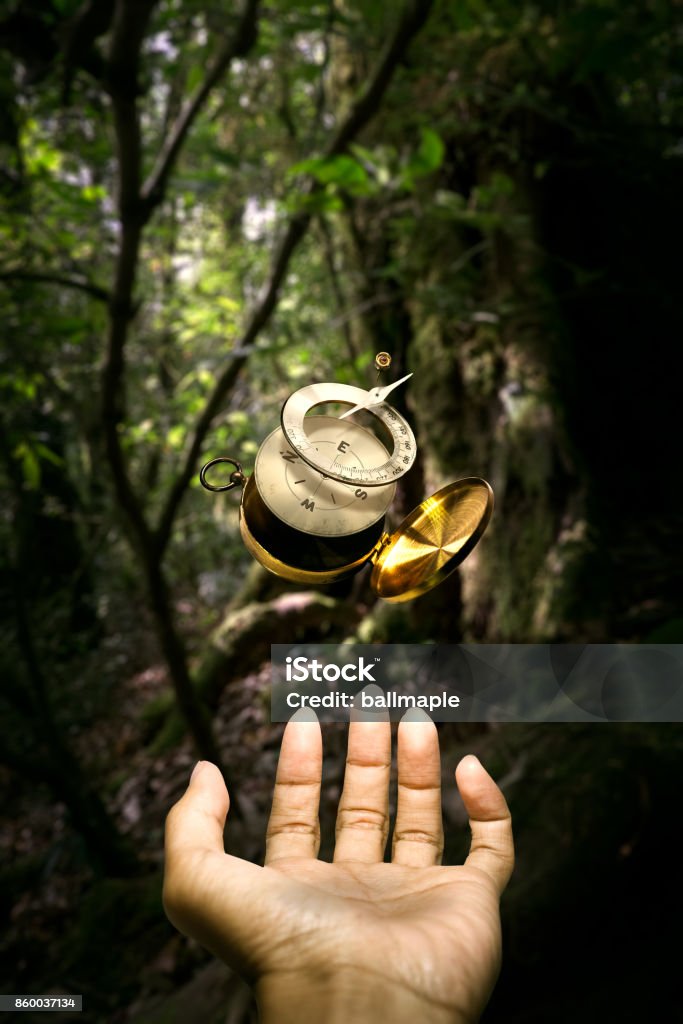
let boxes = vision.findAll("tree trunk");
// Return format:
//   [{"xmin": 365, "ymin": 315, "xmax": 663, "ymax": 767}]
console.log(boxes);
[
  {"xmin": 144, "ymin": 554, "xmax": 224, "ymax": 766},
  {"xmin": 11, "ymin": 570, "xmax": 138, "ymax": 876}
]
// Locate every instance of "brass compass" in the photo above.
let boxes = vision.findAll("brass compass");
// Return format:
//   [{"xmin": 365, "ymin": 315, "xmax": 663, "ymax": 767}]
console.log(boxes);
[{"xmin": 200, "ymin": 353, "xmax": 493, "ymax": 602}]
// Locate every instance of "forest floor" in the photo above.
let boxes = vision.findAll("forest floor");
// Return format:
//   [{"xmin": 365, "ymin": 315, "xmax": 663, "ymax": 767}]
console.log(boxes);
[{"xmin": 0, "ymin": 636, "xmax": 496, "ymax": 1024}]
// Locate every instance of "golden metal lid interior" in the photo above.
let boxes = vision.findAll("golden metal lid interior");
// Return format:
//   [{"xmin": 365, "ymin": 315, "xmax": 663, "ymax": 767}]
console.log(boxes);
[{"xmin": 370, "ymin": 477, "xmax": 493, "ymax": 602}]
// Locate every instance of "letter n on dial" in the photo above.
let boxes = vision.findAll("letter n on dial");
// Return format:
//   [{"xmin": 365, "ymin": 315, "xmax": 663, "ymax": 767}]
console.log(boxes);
[{"xmin": 254, "ymin": 417, "xmax": 395, "ymax": 538}]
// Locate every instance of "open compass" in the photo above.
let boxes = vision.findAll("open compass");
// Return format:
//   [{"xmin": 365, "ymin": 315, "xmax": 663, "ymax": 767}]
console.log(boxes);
[{"xmin": 200, "ymin": 353, "xmax": 493, "ymax": 602}]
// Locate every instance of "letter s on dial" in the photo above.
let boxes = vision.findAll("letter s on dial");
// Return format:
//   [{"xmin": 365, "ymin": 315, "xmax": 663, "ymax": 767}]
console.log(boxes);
[{"xmin": 254, "ymin": 416, "xmax": 396, "ymax": 537}]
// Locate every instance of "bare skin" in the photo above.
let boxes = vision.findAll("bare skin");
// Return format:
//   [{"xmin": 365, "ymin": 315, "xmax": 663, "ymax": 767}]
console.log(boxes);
[{"xmin": 163, "ymin": 715, "xmax": 514, "ymax": 1024}]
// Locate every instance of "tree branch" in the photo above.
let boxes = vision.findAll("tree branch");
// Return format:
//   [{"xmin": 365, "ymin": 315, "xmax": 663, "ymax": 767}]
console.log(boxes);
[
  {"xmin": 318, "ymin": 215, "xmax": 358, "ymax": 363},
  {"xmin": 141, "ymin": 0, "xmax": 260, "ymax": 210},
  {"xmin": 106, "ymin": 1, "xmax": 156, "ymax": 214},
  {"xmin": 153, "ymin": 0, "xmax": 435, "ymax": 557},
  {"xmin": 101, "ymin": 0, "xmax": 157, "ymax": 550},
  {"xmin": 102, "ymin": 0, "xmax": 261, "ymax": 551},
  {"xmin": 0, "ymin": 269, "xmax": 111, "ymax": 302},
  {"xmin": 323, "ymin": 0, "xmax": 435, "ymax": 158},
  {"xmin": 154, "ymin": 212, "xmax": 308, "ymax": 555},
  {"xmin": 99, "ymin": 2, "xmax": 244, "ymax": 772}
]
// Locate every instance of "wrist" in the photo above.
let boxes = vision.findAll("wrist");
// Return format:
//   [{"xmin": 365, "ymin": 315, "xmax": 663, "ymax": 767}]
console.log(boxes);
[{"xmin": 256, "ymin": 968, "xmax": 472, "ymax": 1024}]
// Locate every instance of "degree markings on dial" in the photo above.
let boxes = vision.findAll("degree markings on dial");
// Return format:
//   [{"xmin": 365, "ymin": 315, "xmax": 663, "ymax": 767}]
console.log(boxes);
[
  {"xmin": 280, "ymin": 384, "xmax": 417, "ymax": 486},
  {"xmin": 281, "ymin": 435, "xmax": 372, "ymax": 512}
]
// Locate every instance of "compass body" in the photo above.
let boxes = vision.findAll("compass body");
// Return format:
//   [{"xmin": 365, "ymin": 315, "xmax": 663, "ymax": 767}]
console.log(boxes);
[
  {"xmin": 201, "ymin": 370, "xmax": 494, "ymax": 601},
  {"xmin": 240, "ymin": 416, "xmax": 396, "ymax": 580}
]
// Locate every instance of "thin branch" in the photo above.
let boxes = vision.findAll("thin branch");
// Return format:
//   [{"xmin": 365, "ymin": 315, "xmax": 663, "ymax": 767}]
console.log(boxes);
[
  {"xmin": 318, "ymin": 215, "xmax": 358, "ymax": 363},
  {"xmin": 153, "ymin": 0, "xmax": 436, "ymax": 557},
  {"xmin": 326, "ymin": 291, "xmax": 394, "ymax": 332},
  {"xmin": 0, "ymin": 269, "xmax": 110, "ymax": 303},
  {"xmin": 141, "ymin": 0, "xmax": 260, "ymax": 209},
  {"xmin": 154, "ymin": 212, "xmax": 309, "ymax": 555},
  {"xmin": 323, "ymin": 0, "xmax": 435, "ymax": 158},
  {"xmin": 101, "ymin": 0, "xmax": 157, "ymax": 551},
  {"xmin": 102, "ymin": 0, "xmax": 261, "ymax": 550}
]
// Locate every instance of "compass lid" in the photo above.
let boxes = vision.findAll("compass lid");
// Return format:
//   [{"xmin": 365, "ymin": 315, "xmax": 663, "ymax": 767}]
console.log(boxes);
[{"xmin": 369, "ymin": 477, "xmax": 493, "ymax": 602}]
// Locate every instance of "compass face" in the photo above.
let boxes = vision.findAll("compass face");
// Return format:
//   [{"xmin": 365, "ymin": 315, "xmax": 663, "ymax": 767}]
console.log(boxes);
[
  {"xmin": 254, "ymin": 417, "xmax": 396, "ymax": 537},
  {"xmin": 280, "ymin": 382, "xmax": 417, "ymax": 486}
]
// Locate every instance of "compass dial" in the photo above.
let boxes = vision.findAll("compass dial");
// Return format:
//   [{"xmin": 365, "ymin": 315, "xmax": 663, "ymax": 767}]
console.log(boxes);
[
  {"xmin": 280, "ymin": 383, "xmax": 417, "ymax": 486},
  {"xmin": 254, "ymin": 417, "xmax": 396, "ymax": 537}
]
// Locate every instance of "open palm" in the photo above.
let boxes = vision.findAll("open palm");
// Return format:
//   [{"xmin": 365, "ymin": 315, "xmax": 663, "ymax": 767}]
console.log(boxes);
[{"xmin": 164, "ymin": 716, "xmax": 514, "ymax": 1024}]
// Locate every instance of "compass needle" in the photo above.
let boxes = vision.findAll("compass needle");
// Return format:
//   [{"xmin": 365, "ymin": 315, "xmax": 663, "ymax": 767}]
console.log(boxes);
[
  {"xmin": 338, "ymin": 372, "xmax": 413, "ymax": 419},
  {"xmin": 281, "ymin": 383, "xmax": 417, "ymax": 484}
]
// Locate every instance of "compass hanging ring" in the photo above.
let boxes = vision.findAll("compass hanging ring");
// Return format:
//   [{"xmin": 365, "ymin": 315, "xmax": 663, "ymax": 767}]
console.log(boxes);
[{"xmin": 199, "ymin": 457, "xmax": 246, "ymax": 492}]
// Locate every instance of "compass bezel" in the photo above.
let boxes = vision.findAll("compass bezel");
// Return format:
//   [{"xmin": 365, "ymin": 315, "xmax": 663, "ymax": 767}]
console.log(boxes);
[{"xmin": 280, "ymin": 382, "xmax": 417, "ymax": 486}]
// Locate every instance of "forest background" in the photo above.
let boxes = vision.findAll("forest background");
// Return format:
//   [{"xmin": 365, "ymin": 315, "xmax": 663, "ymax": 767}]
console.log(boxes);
[{"xmin": 1, "ymin": 0, "xmax": 682, "ymax": 1021}]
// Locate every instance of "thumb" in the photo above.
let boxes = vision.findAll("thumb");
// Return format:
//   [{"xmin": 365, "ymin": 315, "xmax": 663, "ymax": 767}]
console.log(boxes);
[
  {"xmin": 455, "ymin": 754, "xmax": 514, "ymax": 894},
  {"xmin": 163, "ymin": 762, "xmax": 260, "ymax": 963},
  {"xmin": 163, "ymin": 761, "xmax": 231, "ymax": 913},
  {"xmin": 165, "ymin": 760, "xmax": 230, "ymax": 863}
]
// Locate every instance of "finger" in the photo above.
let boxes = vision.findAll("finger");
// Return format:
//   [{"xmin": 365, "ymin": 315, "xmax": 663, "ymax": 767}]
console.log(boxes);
[
  {"xmin": 334, "ymin": 718, "xmax": 391, "ymax": 863},
  {"xmin": 392, "ymin": 713, "xmax": 443, "ymax": 867},
  {"xmin": 265, "ymin": 709, "xmax": 322, "ymax": 863},
  {"xmin": 455, "ymin": 755, "xmax": 514, "ymax": 894}
]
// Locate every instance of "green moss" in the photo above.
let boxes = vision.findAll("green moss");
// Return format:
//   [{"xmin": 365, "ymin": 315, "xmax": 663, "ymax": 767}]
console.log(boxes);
[
  {"xmin": 147, "ymin": 709, "xmax": 187, "ymax": 756},
  {"xmin": 140, "ymin": 691, "xmax": 175, "ymax": 725}
]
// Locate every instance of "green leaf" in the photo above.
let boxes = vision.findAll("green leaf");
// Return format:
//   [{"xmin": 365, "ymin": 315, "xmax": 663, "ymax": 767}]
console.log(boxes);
[
  {"xmin": 81, "ymin": 184, "xmax": 106, "ymax": 202},
  {"xmin": 349, "ymin": 143, "xmax": 378, "ymax": 167},
  {"xmin": 489, "ymin": 171, "xmax": 515, "ymax": 197},
  {"xmin": 287, "ymin": 155, "xmax": 370, "ymax": 194},
  {"xmin": 417, "ymin": 128, "xmax": 446, "ymax": 173},
  {"xmin": 186, "ymin": 64, "xmax": 204, "ymax": 94},
  {"xmin": 33, "ymin": 442, "xmax": 63, "ymax": 467},
  {"xmin": 14, "ymin": 442, "xmax": 41, "ymax": 490},
  {"xmin": 166, "ymin": 425, "xmax": 186, "ymax": 449},
  {"xmin": 400, "ymin": 128, "xmax": 446, "ymax": 189},
  {"xmin": 282, "ymin": 191, "xmax": 344, "ymax": 214}
]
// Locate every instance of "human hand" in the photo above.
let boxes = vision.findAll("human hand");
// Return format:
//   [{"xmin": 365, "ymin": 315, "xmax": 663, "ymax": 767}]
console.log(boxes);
[{"xmin": 163, "ymin": 715, "xmax": 514, "ymax": 1024}]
